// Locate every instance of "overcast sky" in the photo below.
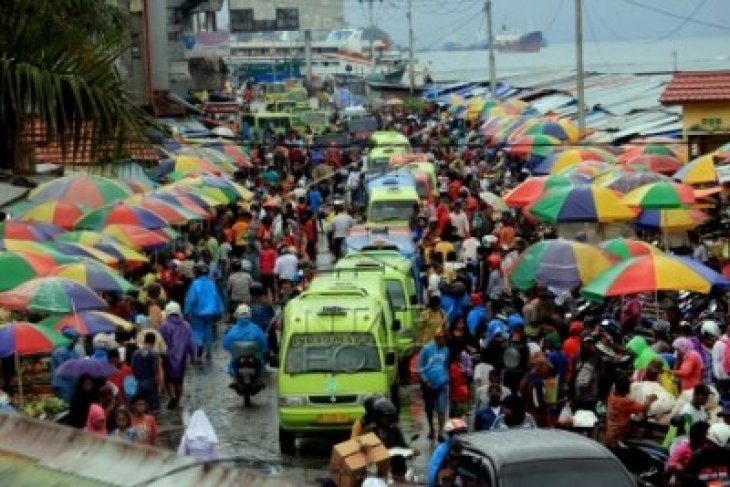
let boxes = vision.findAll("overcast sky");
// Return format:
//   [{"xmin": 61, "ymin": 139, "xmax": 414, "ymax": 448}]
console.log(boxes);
[{"xmin": 220, "ymin": 0, "xmax": 730, "ymax": 49}]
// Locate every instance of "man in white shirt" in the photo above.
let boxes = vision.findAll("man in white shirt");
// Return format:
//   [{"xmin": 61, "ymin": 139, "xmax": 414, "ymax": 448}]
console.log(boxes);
[
  {"xmin": 273, "ymin": 247, "xmax": 299, "ymax": 283},
  {"xmin": 449, "ymin": 201, "xmax": 469, "ymax": 239},
  {"xmin": 330, "ymin": 204, "xmax": 354, "ymax": 261},
  {"xmin": 460, "ymin": 230, "xmax": 480, "ymax": 264},
  {"xmin": 712, "ymin": 326, "xmax": 730, "ymax": 400}
]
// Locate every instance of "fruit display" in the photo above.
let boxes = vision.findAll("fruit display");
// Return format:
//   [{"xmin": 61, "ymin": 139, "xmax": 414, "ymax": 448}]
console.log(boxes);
[{"xmin": 20, "ymin": 396, "xmax": 67, "ymax": 419}]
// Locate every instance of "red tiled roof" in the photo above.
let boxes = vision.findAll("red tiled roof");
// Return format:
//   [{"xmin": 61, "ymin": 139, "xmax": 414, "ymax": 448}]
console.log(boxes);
[
  {"xmin": 660, "ymin": 71, "xmax": 730, "ymax": 104},
  {"xmin": 21, "ymin": 119, "xmax": 158, "ymax": 165}
]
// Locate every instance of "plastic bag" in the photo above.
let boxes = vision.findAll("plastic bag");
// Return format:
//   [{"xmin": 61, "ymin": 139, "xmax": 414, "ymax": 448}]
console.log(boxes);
[{"xmin": 558, "ymin": 405, "xmax": 573, "ymax": 425}]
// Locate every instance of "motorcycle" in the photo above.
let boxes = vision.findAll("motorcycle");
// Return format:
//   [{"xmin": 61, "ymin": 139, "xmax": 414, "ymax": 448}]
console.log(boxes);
[{"xmin": 229, "ymin": 341, "xmax": 265, "ymax": 406}]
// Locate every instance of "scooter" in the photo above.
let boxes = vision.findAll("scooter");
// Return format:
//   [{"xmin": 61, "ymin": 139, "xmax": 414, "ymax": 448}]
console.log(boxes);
[{"xmin": 229, "ymin": 341, "xmax": 265, "ymax": 407}]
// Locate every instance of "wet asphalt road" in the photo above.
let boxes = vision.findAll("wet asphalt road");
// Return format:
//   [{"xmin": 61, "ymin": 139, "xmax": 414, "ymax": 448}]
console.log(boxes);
[{"xmin": 158, "ymin": 241, "xmax": 435, "ymax": 485}]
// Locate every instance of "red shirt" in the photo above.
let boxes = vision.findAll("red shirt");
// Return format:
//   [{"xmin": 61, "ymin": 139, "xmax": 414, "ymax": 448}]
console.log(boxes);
[
  {"xmin": 259, "ymin": 248, "xmax": 278, "ymax": 275},
  {"xmin": 448, "ymin": 180, "xmax": 462, "ymax": 201},
  {"xmin": 436, "ymin": 204, "xmax": 450, "ymax": 234},
  {"xmin": 108, "ymin": 363, "xmax": 132, "ymax": 402},
  {"xmin": 303, "ymin": 219, "xmax": 317, "ymax": 243}
]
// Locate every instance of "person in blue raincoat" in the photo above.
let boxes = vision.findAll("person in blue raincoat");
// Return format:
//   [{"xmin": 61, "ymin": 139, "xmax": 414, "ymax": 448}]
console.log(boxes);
[
  {"xmin": 50, "ymin": 328, "xmax": 82, "ymax": 403},
  {"xmin": 222, "ymin": 304, "xmax": 268, "ymax": 378},
  {"xmin": 440, "ymin": 283, "xmax": 470, "ymax": 326},
  {"xmin": 466, "ymin": 293, "xmax": 487, "ymax": 336},
  {"xmin": 184, "ymin": 263, "xmax": 224, "ymax": 361}
]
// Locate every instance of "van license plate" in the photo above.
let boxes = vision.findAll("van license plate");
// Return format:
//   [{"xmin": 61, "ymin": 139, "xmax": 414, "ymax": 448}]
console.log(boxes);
[{"xmin": 317, "ymin": 413, "xmax": 349, "ymax": 424}]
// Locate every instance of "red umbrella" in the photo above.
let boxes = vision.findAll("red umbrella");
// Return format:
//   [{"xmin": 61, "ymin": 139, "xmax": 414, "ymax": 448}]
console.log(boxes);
[{"xmin": 502, "ymin": 177, "xmax": 549, "ymax": 208}]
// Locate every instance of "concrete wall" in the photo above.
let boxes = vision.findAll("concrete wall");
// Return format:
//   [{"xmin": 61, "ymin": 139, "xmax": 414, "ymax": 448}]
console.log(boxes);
[
  {"xmin": 682, "ymin": 102, "xmax": 730, "ymax": 137},
  {"xmin": 0, "ymin": 414, "xmax": 294, "ymax": 487}
]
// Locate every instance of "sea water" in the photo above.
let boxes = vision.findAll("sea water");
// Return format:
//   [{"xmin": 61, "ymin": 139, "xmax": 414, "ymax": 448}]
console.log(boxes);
[{"xmin": 420, "ymin": 35, "xmax": 730, "ymax": 81}]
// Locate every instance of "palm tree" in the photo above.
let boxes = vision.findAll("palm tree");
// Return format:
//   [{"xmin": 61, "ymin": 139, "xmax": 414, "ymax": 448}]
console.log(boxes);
[{"xmin": 0, "ymin": 0, "xmax": 146, "ymax": 174}]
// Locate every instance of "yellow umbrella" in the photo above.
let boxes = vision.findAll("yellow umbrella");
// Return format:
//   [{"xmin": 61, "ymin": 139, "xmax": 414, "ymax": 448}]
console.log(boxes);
[{"xmin": 672, "ymin": 154, "xmax": 719, "ymax": 185}]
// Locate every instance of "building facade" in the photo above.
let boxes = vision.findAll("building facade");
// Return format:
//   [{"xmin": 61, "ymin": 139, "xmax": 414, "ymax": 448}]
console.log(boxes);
[{"xmin": 228, "ymin": 0, "xmax": 345, "ymax": 34}]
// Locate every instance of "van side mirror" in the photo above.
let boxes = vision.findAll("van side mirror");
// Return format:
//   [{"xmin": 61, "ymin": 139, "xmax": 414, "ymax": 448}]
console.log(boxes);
[
  {"xmin": 392, "ymin": 319, "xmax": 401, "ymax": 331},
  {"xmin": 409, "ymin": 295, "xmax": 418, "ymax": 306},
  {"xmin": 385, "ymin": 352, "xmax": 396, "ymax": 366}
]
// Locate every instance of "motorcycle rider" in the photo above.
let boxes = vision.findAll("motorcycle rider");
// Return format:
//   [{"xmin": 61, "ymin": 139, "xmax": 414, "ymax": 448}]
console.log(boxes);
[
  {"xmin": 363, "ymin": 398, "xmax": 407, "ymax": 449},
  {"xmin": 222, "ymin": 304, "xmax": 268, "ymax": 385}
]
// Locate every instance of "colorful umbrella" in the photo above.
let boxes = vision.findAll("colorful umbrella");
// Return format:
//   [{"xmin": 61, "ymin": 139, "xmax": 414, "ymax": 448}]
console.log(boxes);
[
  {"xmin": 621, "ymin": 181, "xmax": 695, "ymax": 209},
  {"xmin": 28, "ymin": 174, "xmax": 132, "ymax": 207},
  {"xmin": 508, "ymin": 135, "xmax": 562, "ymax": 160},
  {"xmin": 175, "ymin": 175, "xmax": 253, "ymax": 202},
  {"xmin": 672, "ymin": 154, "xmax": 720, "ymax": 185},
  {"xmin": 17, "ymin": 201, "xmax": 84, "ymax": 230},
  {"xmin": 673, "ymin": 256, "xmax": 730, "ymax": 290},
  {"xmin": 163, "ymin": 186, "xmax": 223, "ymax": 209},
  {"xmin": 522, "ymin": 121, "xmax": 580, "ymax": 143},
  {"xmin": 0, "ymin": 322, "xmax": 70, "ymax": 357},
  {"xmin": 49, "ymin": 242, "xmax": 118, "ymax": 267},
  {"xmin": 634, "ymin": 207, "xmax": 708, "ymax": 232},
  {"xmin": 178, "ymin": 147, "xmax": 237, "ymax": 174},
  {"xmin": 508, "ymin": 239, "xmax": 613, "ymax": 290},
  {"xmin": 0, "ymin": 221, "xmax": 63, "ymax": 241},
  {"xmin": 532, "ymin": 148, "xmax": 613, "ymax": 175},
  {"xmin": 598, "ymin": 238, "xmax": 660, "ymax": 261},
  {"xmin": 56, "ymin": 230, "xmax": 120, "ymax": 247},
  {"xmin": 149, "ymin": 192, "xmax": 212, "ymax": 219},
  {"xmin": 102, "ymin": 224, "xmax": 169, "ymax": 251},
  {"xmin": 623, "ymin": 155, "xmax": 682, "ymax": 175},
  {"xmin": 619, "ymin": 144, "xmax": 677, "ymax": 162},
  {"xmin": 173, "ymin": 155, "xmax": 223, "ymax": 175},
  {"xmin": 40, "ymin": 311, "xmax": 134, "ymax": 336},
  {"xmin": 597, "ymin": 170, "xmax": 669, "ymax": 194},
  {"xmin": 582, "ymin": 254, "xmax": 713, "ymax": 299},
  {"xmin": 502, "ymin": 177, "xmax": 550, "ymax": 208},
  {"xmin": 0, "ymin": 251, "xmax": 66, "ymax": 292},
  {"xmin": 0, "ymin": 277, "xmax": 106, "ymax": 313},
  {"xmin": 204, "ymin": 142, "xmax": 249, "ymax": 167},
  {"xmin": 125, "ymin": 195, "xmax": 203, "ymax": 225},
  {"xmin": 74, "ymin": 201, "xmax": 168, "ymax": 230},
  {"xmin": 50, "ymin": 262, "xmax": 136, "ymax": 293},
  {"xmin": 479, "ymin": 192, "xmax": 508, "ymax": 212},
  {"xmin": 54, "ymin": 358, "xmax": 118, "ymax": 378},
  {"xmin": 529, "ymin": 185, "xmax": 635, "ymax": 223}
]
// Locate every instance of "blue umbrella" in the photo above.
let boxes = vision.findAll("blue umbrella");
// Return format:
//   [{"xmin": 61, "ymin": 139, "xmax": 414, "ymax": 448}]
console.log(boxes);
[
  {"xmin": 54, "ymin": 358, "xmax": 117, "ymax": 378},
  {"xmin": 674, "ymin": 256, "xmax": 730, "ymax": 291}
]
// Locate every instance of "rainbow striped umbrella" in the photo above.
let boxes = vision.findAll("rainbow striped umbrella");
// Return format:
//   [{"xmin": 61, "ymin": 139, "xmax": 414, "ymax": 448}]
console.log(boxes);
[
  {"xmin": 0, "ymin": 221, "xmax": 63, "ymax": 241},
  {"xmin": 508, "ymin": 239, "xmax": 613, "ymax": 290},
  {"xmin": 0, "ymin": 322, "xmax": 70, "ymax": 357},
  {"xmin": 40, "ymin": 311, "xmax": 134, "ymax": 336},
  {"xmin": 583, "ymin": 254, "xmax": 713, "ymax": 299},
  {"xmin": 502, "ymin": 177, "xmax": 550, "ymax": 208},
  {"xmin": 597, "ymin": 170, "xmax": 669, "ymax": 193},
  {"xmin": 125, "ymin": 195, "xmax": 203, "ymax": 225},
  {"xmin": 174, "ymin": 155, "xmax": 223, "ymax": 175},
  {"xmin": 619, "ymin": 144, "xmax": 677, "ymax": 162},
  {"xmin": 529, "ymin": 185, "xmax": 635, "ymax": 223},
  {"xmin": 149, "ymin": 192, "xmax": 212, "ymax": 218},
  {"xmin": 49, "ymin": 242, "xmax": 118, "ymax": 267},
  {"xmin": 28, "ymin": 174, "xmax": 132, "ymax": 207},
  {"xmin": 18, "ymin": 201, "xmax": 84, "ymax": 230},
  {"xmin": 0, "ymin": 277, "xmax": 106, "ymax": 313},
  {"xmin": 508, "ymin": 135, "xmax": 562, "ymax": 160},
  {"xmin": 599, "ymin": 238, "xmax": 660, "ymax": 261},
  {"xmin": 672, "ymin": 154, "xmax": 720, "ymax": 185},
  {"xmin": 621, "ymin": 181, "xmax": 695, "ymax": 209},
  {"xmin": 75, "ymin": 202, "xmax": 168, "ymax": 230},
  {"xmin": 204, "ymin": 142, "xmax": 249, "ymax": 167},
  {"xmin": 0, "ymin": 251, "xmax": 68, "ymax": 292},
  {"xmin": 50, "ymin": 262, "xmax": 136, "ymax": 293},
  {"xmin": 522, "ymin": 121, "xmax": 580, "ymax": 143},
  {"xmin": 102, "ymin": 224, "xmax": 170, "ymax": 251},
  {"xmin": 532, "ymin": 148, "xmax": 614, "ymax": 175},
  {"xmin": 635, "ymin": 207, "xmax": 708, "ymax": 232},
  {"xmin": 622, "ymin": 155, "xmax": 681, "ymax": 175}
]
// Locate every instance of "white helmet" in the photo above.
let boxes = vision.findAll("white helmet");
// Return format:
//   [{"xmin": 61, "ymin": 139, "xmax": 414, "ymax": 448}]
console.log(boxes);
[
  {"xmin": 164, "ymin": 301, "xmax": 181, "ymax": 316},
  {"xmin": 707, "ymin": 423, "xmax": 730, "ymax": 447},
  {"xmin": 700, "ymin": 320, "xmax": 721, "ymax": 338},
  {"xmin": 240, "ymin": 259, "xmax": 252, "ymax": 272},
  {"xmin": 482, "ymin": 235, "xmax": 498, "ymax": 247},
  {"xmin": 234, "ymin": 304, "xmax": 251, "ymax": 319}
]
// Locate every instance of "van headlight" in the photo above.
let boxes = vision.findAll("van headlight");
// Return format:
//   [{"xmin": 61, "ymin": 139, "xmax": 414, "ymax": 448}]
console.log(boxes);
[{"xmin": 279, "ymin": 395, "xmax": 308, "ymax": 406}]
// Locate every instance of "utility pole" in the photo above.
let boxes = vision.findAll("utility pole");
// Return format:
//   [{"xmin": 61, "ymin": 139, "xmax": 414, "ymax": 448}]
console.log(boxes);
[
  {"xmin": 486, "ymin": 0, "xmax": 497, "ymax": 98},
  {"xmin": 672, "ymin": 50, "xmax": 678, "ymax": 72},
  {"xmin": 360, "ymin": 0, "xmax": 382, "ymax": 74},
  {"xmin": 407, "ymin": 0, "xmax": 415, "ymax": 94},
  {"xmin": 575, "ymin": 0, "xmax": 586, "ymax": 138}
]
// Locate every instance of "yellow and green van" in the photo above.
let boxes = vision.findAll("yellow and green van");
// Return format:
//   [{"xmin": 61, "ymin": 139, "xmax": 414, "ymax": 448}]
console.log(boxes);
[
  {"xmin": 367, "ymin": 146, "xmax": 409, "ymax": 174},
  {"xmin": 335, "ymin": 252, "xmax": 420, "ymax": 356},
  {"xmin": 291, "ymin": 110, "xmax": 330, "ymax": 135},
  {"xmin": 367, "ymin": 184, "xmax": 420, "ymax": 228},
  {"xmin": 370, "ymin": 131, "xmax": 411, "ymax": 150},
  {"xmin": 242, "ymin": 112, "xmax": 292, "ymax": 140},
  {"xmin": 277, "ymin": 279, "xmax": 398, "ymax": 453}
]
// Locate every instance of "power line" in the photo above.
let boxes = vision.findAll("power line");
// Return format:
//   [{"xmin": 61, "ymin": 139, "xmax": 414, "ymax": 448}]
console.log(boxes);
[
  {"xmin": 543, "ymin": 0, "xmax": 566, "ymax": 35},
  {"xmin": 622, "ymin": 0, "xmax": 730, "ymax": 31},
  {"xmin": 645, "ymin": 0, "xmax": 708, "ymax": 43},
  {"xmin": 583, "ymin": 1, "xmax": 614, "ymax": 74}
]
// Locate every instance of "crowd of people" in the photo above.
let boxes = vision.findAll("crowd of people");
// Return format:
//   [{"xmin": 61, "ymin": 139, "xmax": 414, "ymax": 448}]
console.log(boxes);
[{"xmin": 0, "ymin": 94, "xmax": 727, "ymax": 485}]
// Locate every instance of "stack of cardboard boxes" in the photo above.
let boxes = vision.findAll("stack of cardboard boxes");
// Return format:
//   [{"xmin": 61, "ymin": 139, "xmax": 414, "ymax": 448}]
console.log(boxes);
[{"xmin": 329, "ymin": 433, "xmax": 390, "ymax": 487}]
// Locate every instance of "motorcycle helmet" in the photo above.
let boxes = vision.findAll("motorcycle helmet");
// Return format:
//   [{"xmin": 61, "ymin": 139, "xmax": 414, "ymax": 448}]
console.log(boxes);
[
  {"xmin": 444, "ymin": 418, "xmax": 468, "ymax": 435},
  {"xmin": 372, "ymin": 398, "xmax": 397, "ymax": 421},
  {"xmin": 700, "ymin": 320, "xmax": 721, "ymax": 338},
  {"xmin": 234, "ymin": 304, "xmax": 251, "ymax": 319},
  {"xmin": 707, "ymin": 423, "xmax": 730, "ymax": 448},
  {"xmin": 240, "ymin": 259, "xmax": 253, "ymax": 273}
]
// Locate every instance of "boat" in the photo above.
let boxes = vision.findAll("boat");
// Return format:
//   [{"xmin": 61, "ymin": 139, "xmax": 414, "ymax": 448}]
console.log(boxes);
[{"xmin": 494, "ymin": 28, "xmax": 544, "ymax": 53}]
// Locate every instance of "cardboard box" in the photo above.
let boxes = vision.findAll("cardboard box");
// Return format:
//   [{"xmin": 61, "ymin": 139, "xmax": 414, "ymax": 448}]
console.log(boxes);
[{"xmin": 329, "ymin": 433, "xmax": 390, "ymax": 487}]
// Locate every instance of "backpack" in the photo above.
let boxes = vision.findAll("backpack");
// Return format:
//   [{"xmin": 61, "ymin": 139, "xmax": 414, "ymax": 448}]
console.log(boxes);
[{"xmin": 721, "ymin": 337, "xmax": 730, "ymax": 375}]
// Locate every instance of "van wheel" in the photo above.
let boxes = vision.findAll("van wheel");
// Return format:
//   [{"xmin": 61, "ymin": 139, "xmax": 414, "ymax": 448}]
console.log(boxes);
[{"xmin": 279, "ymin": 427, "xmax": 296, "ymax": 455}]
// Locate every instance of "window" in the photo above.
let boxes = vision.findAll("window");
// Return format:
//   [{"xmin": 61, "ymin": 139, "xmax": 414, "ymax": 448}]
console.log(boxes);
[
  {"xmin": 276, "ymin": 8, "xmax": 299, "ymax": 30},
  {"xmin": 501, "ymin": 459, "xmax": 634, "ymax": 487},
  {"xmin": 229, "ymin": 9, "xmax": 254, "ymax": 33},
  {"xmin": 284, "ymin": 332, "xmax": 381, "ymax": 374},
  {"xmin": 385, "ymin": 280, "xmax": 406, "ymax": 310},
  {"xmin": 368, "ymin": 200, "xmax": 415, "ymax": 223}
]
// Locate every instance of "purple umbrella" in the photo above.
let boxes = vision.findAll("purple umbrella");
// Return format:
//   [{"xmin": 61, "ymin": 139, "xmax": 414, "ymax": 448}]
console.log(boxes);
[{"xmin": 54, "ymin": 358, "xmax": 117, "ymax": 378}]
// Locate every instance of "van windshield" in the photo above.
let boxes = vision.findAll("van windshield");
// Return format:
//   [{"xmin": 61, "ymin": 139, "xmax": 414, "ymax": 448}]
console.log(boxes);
[
  {"xmin": 369, "ymin": 200, "xmax": 416, "ymax": 222},
  {"xmin": 285, "ymin": 332, "xmax": 381, "ymax": 374}
]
